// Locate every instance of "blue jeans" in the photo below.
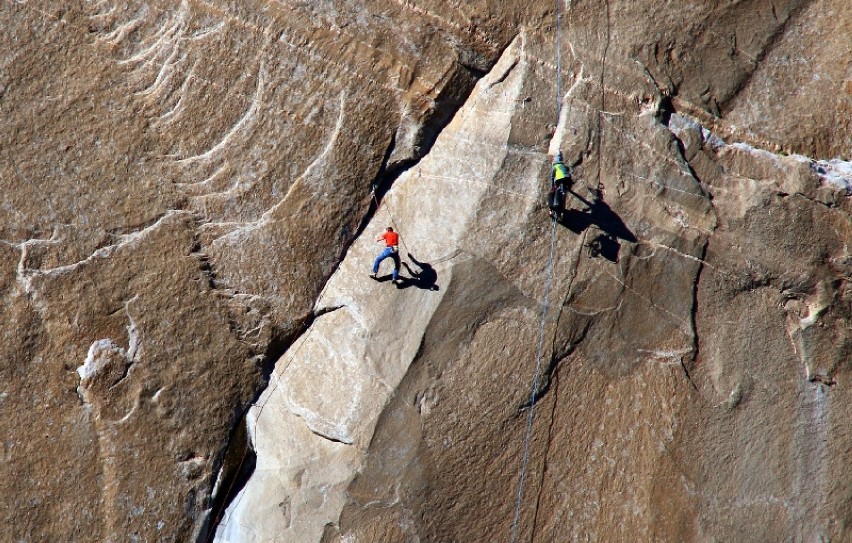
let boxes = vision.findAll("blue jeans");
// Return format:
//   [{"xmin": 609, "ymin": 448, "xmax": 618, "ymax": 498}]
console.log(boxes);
[{"xmin": 372, "ymin": 247, "xmax": 400, "ymax": 280}]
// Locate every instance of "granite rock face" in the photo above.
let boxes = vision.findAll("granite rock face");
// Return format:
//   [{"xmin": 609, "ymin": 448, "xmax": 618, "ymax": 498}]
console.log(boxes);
[{"xmin": 1, "ymin": 1, "xmax": 850, "ymax": 542}]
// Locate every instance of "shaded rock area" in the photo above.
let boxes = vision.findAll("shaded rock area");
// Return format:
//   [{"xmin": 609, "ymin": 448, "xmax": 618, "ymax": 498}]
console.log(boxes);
[{"xmin": 1, "ymin": 1, "xmax": 849, "ymax": 542}]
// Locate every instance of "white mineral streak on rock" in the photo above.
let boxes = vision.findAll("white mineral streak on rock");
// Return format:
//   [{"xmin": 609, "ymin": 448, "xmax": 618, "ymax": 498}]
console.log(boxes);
[
  {"xmin": 214, "ymin": 35, "xmax": 529, "ymax": 543},
  {"xmin": 549, "ymin": 64, "xmax": 586, "ymax": 155},
  {"xmin": 20, "ymin": 211, "xmax": 186, "ymax": 281},
  {"xmin": 812, "ymin": 159, "xmax": 852, "ymax": 194},
  {"xmin": 673, "ymin": 113, "xmax": 852, "ymax": 202},
  {"xmin": 667, "ymin": 113, "xmax": 702, "ymax": 142},
  {"xmin": 175, "ymin": 62, "xmax": 266, "ymax": 165},
  {"xmin": 125, "ymin": 294, "xmax": 143, "ymax": 362},
  {"xmin": 77, "ymin": 339, "xmax": 127, "ymax": 384}
]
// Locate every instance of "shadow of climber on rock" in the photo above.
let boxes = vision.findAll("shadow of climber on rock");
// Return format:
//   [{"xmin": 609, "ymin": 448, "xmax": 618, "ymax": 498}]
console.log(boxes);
[
  {"xmin": 559, "ymin": 189, "xmax": 637, "ymax": 240},
  {"xmin": 399, "ymin": 253, "xmax": 440, "ymax": 291},
  {"xmin": 557, "ymin": 188, "xmax": 637, "ymax": 262},
  {"xmin": 587, "ymin": 232, "xmax": 620, "ymax": 262}
]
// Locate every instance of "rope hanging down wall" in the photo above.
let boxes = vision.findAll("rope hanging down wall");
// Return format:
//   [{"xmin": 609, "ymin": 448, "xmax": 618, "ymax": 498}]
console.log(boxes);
[
  {"xmin": 508, "ymin": 1, "xmax": 565, "ymax": 541},
  {"xmin": 509, "ymin": 220, "xmax": 558, "ymax": 543}
]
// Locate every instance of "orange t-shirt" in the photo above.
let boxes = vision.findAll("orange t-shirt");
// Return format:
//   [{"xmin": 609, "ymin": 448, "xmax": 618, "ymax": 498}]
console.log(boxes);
[{"xmin": 381, "ymin": 231, "xmax": 399, "ymax": 247}]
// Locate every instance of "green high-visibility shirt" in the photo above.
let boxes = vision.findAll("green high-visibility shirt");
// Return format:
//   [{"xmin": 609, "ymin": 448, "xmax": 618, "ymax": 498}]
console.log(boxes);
[{"xmin": 553, "ymin": 162, "xmax": 569, "ymax": 181}]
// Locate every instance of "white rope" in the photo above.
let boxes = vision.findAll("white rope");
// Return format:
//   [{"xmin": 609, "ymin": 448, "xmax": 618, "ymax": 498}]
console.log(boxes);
[
  {"xmin": 509, "ymin": 218, "xmax": 558, "ymax": 543},
  {"xmin": 508, "ymin": 2, "xmax": 565, "ymax": 539}
]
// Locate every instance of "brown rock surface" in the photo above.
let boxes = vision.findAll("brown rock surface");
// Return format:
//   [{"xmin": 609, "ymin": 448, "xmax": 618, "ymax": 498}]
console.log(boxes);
[{"xmin": 1, "ymin": 1, "xmax": 849, "ymax": 542}]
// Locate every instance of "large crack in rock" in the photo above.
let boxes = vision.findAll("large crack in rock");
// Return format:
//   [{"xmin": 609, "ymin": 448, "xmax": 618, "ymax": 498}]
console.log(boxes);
[
  {"xmin": 212, "ymin": 34, "xmax": 535, "ymax": 543},
  {"xmin": 203, "ymin": 29, "xmax": 520, "ymax": 543},
  {"xmin": 2, "ymin": 0, "xmax": 850, "ymax": 541},
  {"xmin": 1, "ymin": 1, "xmax": 518, "ymax": 541}
]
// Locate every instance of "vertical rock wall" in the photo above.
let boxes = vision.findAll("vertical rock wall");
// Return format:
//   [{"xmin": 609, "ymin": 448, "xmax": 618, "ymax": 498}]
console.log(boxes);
[
  {"xmin": 1, "ymin": 1, "xmax": 516, "ymax": 540},
  {"xmin": 1, "ymin": 0, "xmax": 850, "ymax": 541}
]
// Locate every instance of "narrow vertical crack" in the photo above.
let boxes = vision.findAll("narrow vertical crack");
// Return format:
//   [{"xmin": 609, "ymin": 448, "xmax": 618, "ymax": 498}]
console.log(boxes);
[
  {"xmin": 200, "ymin": 304, "xmax": 334, "ymax": 543},
  {"xmin": 669, "ymin": 114, "xmax": 715, "ymax": 391},
  {"xmin": 518, "ymin": 219, "xmax": 594, "ymax": 410},
  {"xmin": 518, "ymin": 323, "xmax": 590, "ymax": 411},
  {"xmin": 683, "ymin": 237, "xmax": 709, "ymax": 391}
]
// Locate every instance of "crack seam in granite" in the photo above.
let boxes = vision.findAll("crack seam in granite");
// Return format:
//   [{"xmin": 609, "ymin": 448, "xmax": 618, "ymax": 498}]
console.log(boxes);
[
  {"xmin": 290, "ymin": 410, "xmax": 355, "ymax": 446},
  {"xmin": 206, "ymin": 29, "xmax": 521, "ymax": 540},
  {"xmin": 594, "ymin": 260, "xmax": 692, "ymax": 333}
]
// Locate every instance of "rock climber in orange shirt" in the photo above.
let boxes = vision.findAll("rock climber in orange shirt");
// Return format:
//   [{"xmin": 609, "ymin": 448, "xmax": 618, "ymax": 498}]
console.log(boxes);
[{"xmin": 370, "ymin": 226, "xmax": 401, "ymax": 284}]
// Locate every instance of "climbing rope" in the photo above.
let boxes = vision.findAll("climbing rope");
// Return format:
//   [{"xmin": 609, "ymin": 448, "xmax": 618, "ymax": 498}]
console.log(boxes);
[
  {"xmin": 555, "ymin": 0, "xmax": 562, "ymax": 120},
  {"xmin": 509, "ymin": 218, "xmax": 558, "ymax": 543},
  {"xmin": 372, "ymin": 189, "xmax": 413, "ymax": 256},
  {"xmin": 508, "ymin": 2, "xmax": 565, "ymax": 541}
]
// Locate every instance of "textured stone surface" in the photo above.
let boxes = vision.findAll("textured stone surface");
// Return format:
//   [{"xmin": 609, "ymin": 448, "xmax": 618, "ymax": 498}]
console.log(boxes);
[{"xmin": 1, "ymin": 0, "xmax": 850, "ymax": 542}]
